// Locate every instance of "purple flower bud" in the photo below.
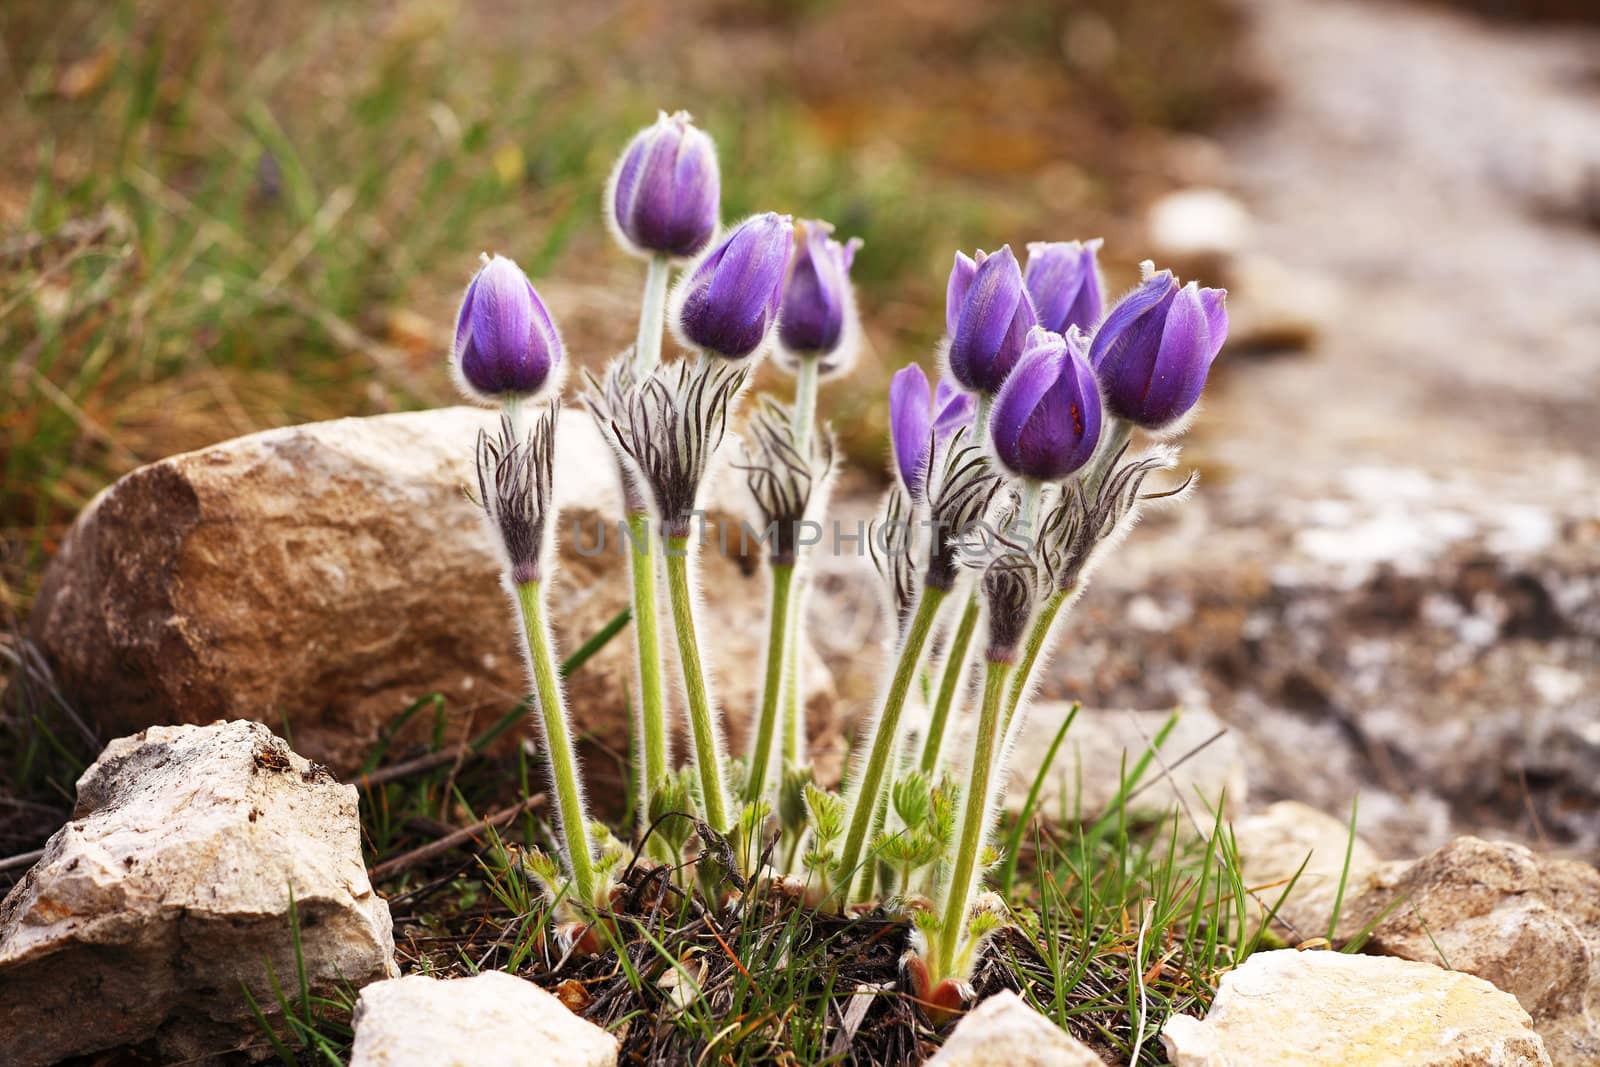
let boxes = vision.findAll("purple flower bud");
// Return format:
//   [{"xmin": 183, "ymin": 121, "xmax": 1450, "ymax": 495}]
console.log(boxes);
[
  {"xmin": 450, "ymin": 255, "xmax": 564, "ymax": 402},
  {"xmin": 1088, "ymin": 264, "xmax": 1228, "ymax": 429},
  {"xmin": 945, "ymin": 245, "xmax": 1038, "ymax": 396},
  {"xmin": 1024, "ymin": 239, "xmax": 1104, "ymax": 335},
  {"xmin": 673, "ymin": 212, "xmax": 794, "ymax": 360},
  {"xmin": 990, "ymin": 326, "xmax": 1102, "ymax": 482},
  {"xmin": 778, "ymin": 219, "xmax": 863, "ymax": 362},
  {"xmin": 607, "ymin": 111, "xmax": 720, "ymax": 260},
  {"xmin": 889, "ymin": 363, "xmax": 976, "ymax": 503}
]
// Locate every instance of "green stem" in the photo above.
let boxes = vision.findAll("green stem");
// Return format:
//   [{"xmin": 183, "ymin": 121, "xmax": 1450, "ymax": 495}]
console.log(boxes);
[
  {"xmin": 626, "ymin": 513, "xmax": 668, "ymax": 813},
  {"xmin": 780, "ymin": 588, "xmax": 805, "ymax": 770},
  {"xmin": 632, "ymin": 254, "xmax": 671, "ymax": 375},
  {"xmin": 937, "ymin": 658, "xmax": 1012, "ymax": 979},
  {"xmin": 854, "ymin": 787, "xmax": 891, "ymax": 900},
  {"xmin": 781, "ymin": 354, "xmax": 822, "ymax": 770},
  {"xmin": 921, "ymin": 593, "xmax": 980, "ymax": 774},
  {"xmin": 1002, "ymin": 587, "xmax": 1070, "ymax": 739},
  {"xmin": 745, "ymin": 562, "xmax": 795, "ymax": 803},
  {"xmin": 513, "ymin": 580, "xmax": 596, "ymax": 905},
  {"xmin": 972, "ymin": 393, "xmax": 992, "ymax": 444},
  {"xmin": 664, "ymin": 535, "xmax": 732, "ymax": 831},
  {"xmin": 1017, "ymin": 480, "xmax": 1043, "ymax": 539},
  {"xmin": 833, "ymin": 586, "xmax": 948, "ymax": 903},
  {"xmin": 792, "ymin": 353, "xmax": 820, "ymax": 456},
  {"xmin": 1083, "ymin": 418, "xmax": 1132, "ymax": 499}
]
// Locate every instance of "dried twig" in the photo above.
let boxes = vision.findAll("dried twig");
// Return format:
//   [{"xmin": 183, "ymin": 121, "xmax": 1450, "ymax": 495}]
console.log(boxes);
[
  {"xmin": 368, "ymin": 794, "xmax": 546, "ymax": 883},
  {"xmin": 346, "ymin": 744, "xmax": 472, "ymax": 790},
  {"xmin": 0, "ymin": 848, "xmax": 45, "ymax": 873}
]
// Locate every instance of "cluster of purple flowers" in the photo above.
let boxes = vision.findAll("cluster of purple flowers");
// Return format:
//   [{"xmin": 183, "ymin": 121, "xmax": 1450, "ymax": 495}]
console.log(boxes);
[
  {"xmin": 893, "ymin": 240, "xmax": 1227, "ymax": 505},
  {"xmin": 441, "ymin": 106, "xmax": 1228, "ymax": 1006}
]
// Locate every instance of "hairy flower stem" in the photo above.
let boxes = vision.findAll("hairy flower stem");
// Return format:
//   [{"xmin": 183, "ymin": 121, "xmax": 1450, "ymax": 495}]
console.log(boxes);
[
  {"xmin": 936, "ymin": 658, "xmax": 1012, "ymax": 979},
  {"xmin": 920, "ymin": 594, "xmax": 980, "ymax": 774},
  {"xmin": 972, "ymin": 394, "xmax": 993, "ymax": 443},
  {"xmin": 779, "ymin": 354, "xmax": 822, "ymax": 771},
  {"xmin": 792, "ymin": 355, "xmax": 820, "ymax": 456},
  {"xmin": 745, "ymin": 562, "xmax": 795, "ymax": 803},
  {"xmin": 854, "ymin": 787, "xmax": 892, "ymax": 900},
  {"xmin": 626, "ymin": 513, "xmax": 669, "ymax": 809},
  {"xmin": 1002, "ymin": 586, "xmax": 1071, "ymax": 739},
  {"xmin": 665, "ymin": 535, "xmax": 733, "ymax": 832},
  {"xmin": 834, "ymin": 586, "xmax": 948, "ymax": 905},
  {"xmin": 1084, "ymin": 419, "xmax": 1132, "ymax": 498},
  {"xmin": 513, "ymin": 579, "xmax": 597, "ymax": 906},
  {"xmin": 632, "ymin": 254, "xmax": 671, "ymax": 375},
  {"xmin": 624, "ymin": 254, "xmax": 673, "ymax": 832},
  {"xmin": 781, "ymin": 594, "xmax": 806, "ymax": 769}
]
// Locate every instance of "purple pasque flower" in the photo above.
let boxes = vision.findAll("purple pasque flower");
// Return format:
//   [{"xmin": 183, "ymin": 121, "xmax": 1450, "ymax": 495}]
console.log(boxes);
[
  {"xmin": 1088, "ymin": 263, "xmax": 1227, "ymax": 430},
  {"xmin": 1024, "ymin": 239, "xmax": 1104, "ymax": 335},
  {"xmin": 777, "ymin": 219, "xmax": 863, "ymax": 368},
  {"xmin": 945, "ymin": 245, "xmax": 1038, "ymax": 396},
  {"xmin": 673, "ymin": 212, "xmax": 794, "ymax": 360},
  {"xmin": 889, "ymin": 362, "xmax": 976, "ymax": 503},
  {"xmin": 607, "ymin": 111, "xmax": 720, "ymax": 260},
  {"xmin": 451, "ymin": 254, "xmax": 564, "ymax": 402},
  {"xmin": 990, "ymin": 326, "xmax": 1102, "ymax": 482}
]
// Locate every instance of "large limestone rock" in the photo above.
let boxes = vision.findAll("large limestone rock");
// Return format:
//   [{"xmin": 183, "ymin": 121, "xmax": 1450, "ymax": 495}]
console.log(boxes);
[
  {"xmin": 27, "ymin": 407, "xmax": 841, "ymax": 799},
  {"xmin": 0, "ymin": 720, "xmax": 397, "ymax": 1065},
  {"xmin": 1005, "ymin": 703, "xmax": 1247, "ymax": 822},
  {"xmin": 1334, "ymin": 838, "xmax": 1600, "ymax": 1067},
  {"xmin": 1162, "ymin": 949, "xmax": 1551, "ymax": 1066},
  {"xmin": 1231, "ymin": 800, "xmax": 1386, "ymax": 941},
  {"xmin": 926, "ymin": 991, "xmax": 1108, "ymax": 1066},
  {"xmin": 349, "ymin": 971, "xmax": 618, "ymax": 1067}
]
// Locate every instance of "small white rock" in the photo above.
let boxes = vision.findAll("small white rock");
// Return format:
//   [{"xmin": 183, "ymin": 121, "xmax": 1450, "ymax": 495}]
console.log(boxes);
[
  {"xmin": 1147, "ymin": 187, "xmax": 1253, "ymax": 258},
  {"xmin": 349, "ymin": 971, "xmax": 618, "ymax": 1067},
  {"xmin": 1161, "ymin": 949, "xmax": 1551, "ymax": 1067},
  {"xmin": 926, "ymin": 991, "xmax": 1108, "ymax": 1066}
]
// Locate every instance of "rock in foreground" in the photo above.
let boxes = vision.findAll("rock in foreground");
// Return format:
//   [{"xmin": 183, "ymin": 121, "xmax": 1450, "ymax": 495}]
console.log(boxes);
[
  {"xmin": 1335, "ymin": 837, "xmax": 1600, "ymax": 1067},
  {"xmin": 26, "ymin": 407, "xmax": 840, "ymax": 795},
  {"xmin": 926, "ymin": 991, "xmax": 1108, "ymax": 1066},
  {"xmin": 0, "ymin": 721, "xmax": 396, "ymax": 1065},
  {"xmin": 1161, "ymin": 949, "xmax": 1550, "ymax": 1067},
  {"xmin": 349, "ymin": 971, "xmax": 617, "ymax": 1067}
]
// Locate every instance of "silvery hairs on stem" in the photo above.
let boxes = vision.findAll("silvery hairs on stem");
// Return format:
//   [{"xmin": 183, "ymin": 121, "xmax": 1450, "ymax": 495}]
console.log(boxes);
[
  {"xmin": 980, "ymin": 549, "xmax": 1044, "ymax": 663},
  {"xmin": 602, "ymin": 356, "xmax": 750, "ymax": 539},
  {"xmin": 581, "ymin": 351, "xmax": 650, "ymax": 513},
  {"xmin": 923, "ymin": 428, "xmax": 1002, "ymax": 594},
  {"xmin": 472, "ymin": 403, "xmax": 559, "ymax": 585},
  {"xmin": 1037, "ymin": 441, "xmax": 1192, "ymax": 593},
  {"xmin": 738, "ymin": 395, "xmax": 835, "ymax": 566},
  {"xmin": 869, "ymin": 484, "xmax": 919, "ymax": 645}
]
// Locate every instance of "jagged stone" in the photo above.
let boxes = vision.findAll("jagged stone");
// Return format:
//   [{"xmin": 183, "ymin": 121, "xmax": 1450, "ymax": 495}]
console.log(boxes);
[
  {"xmin": 0, "ymin": 721, "xmax": 396, "ymax": 1065},
  {"xmin": 1335, "ymin": 837, "xmax": 1600, "ymax": 1067}
]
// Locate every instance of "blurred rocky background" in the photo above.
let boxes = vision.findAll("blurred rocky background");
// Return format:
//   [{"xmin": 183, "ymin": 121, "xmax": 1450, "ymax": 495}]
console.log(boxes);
[{"xmin": 3, "ymin": 0, "xmax": 1598, "ymax": 872}]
